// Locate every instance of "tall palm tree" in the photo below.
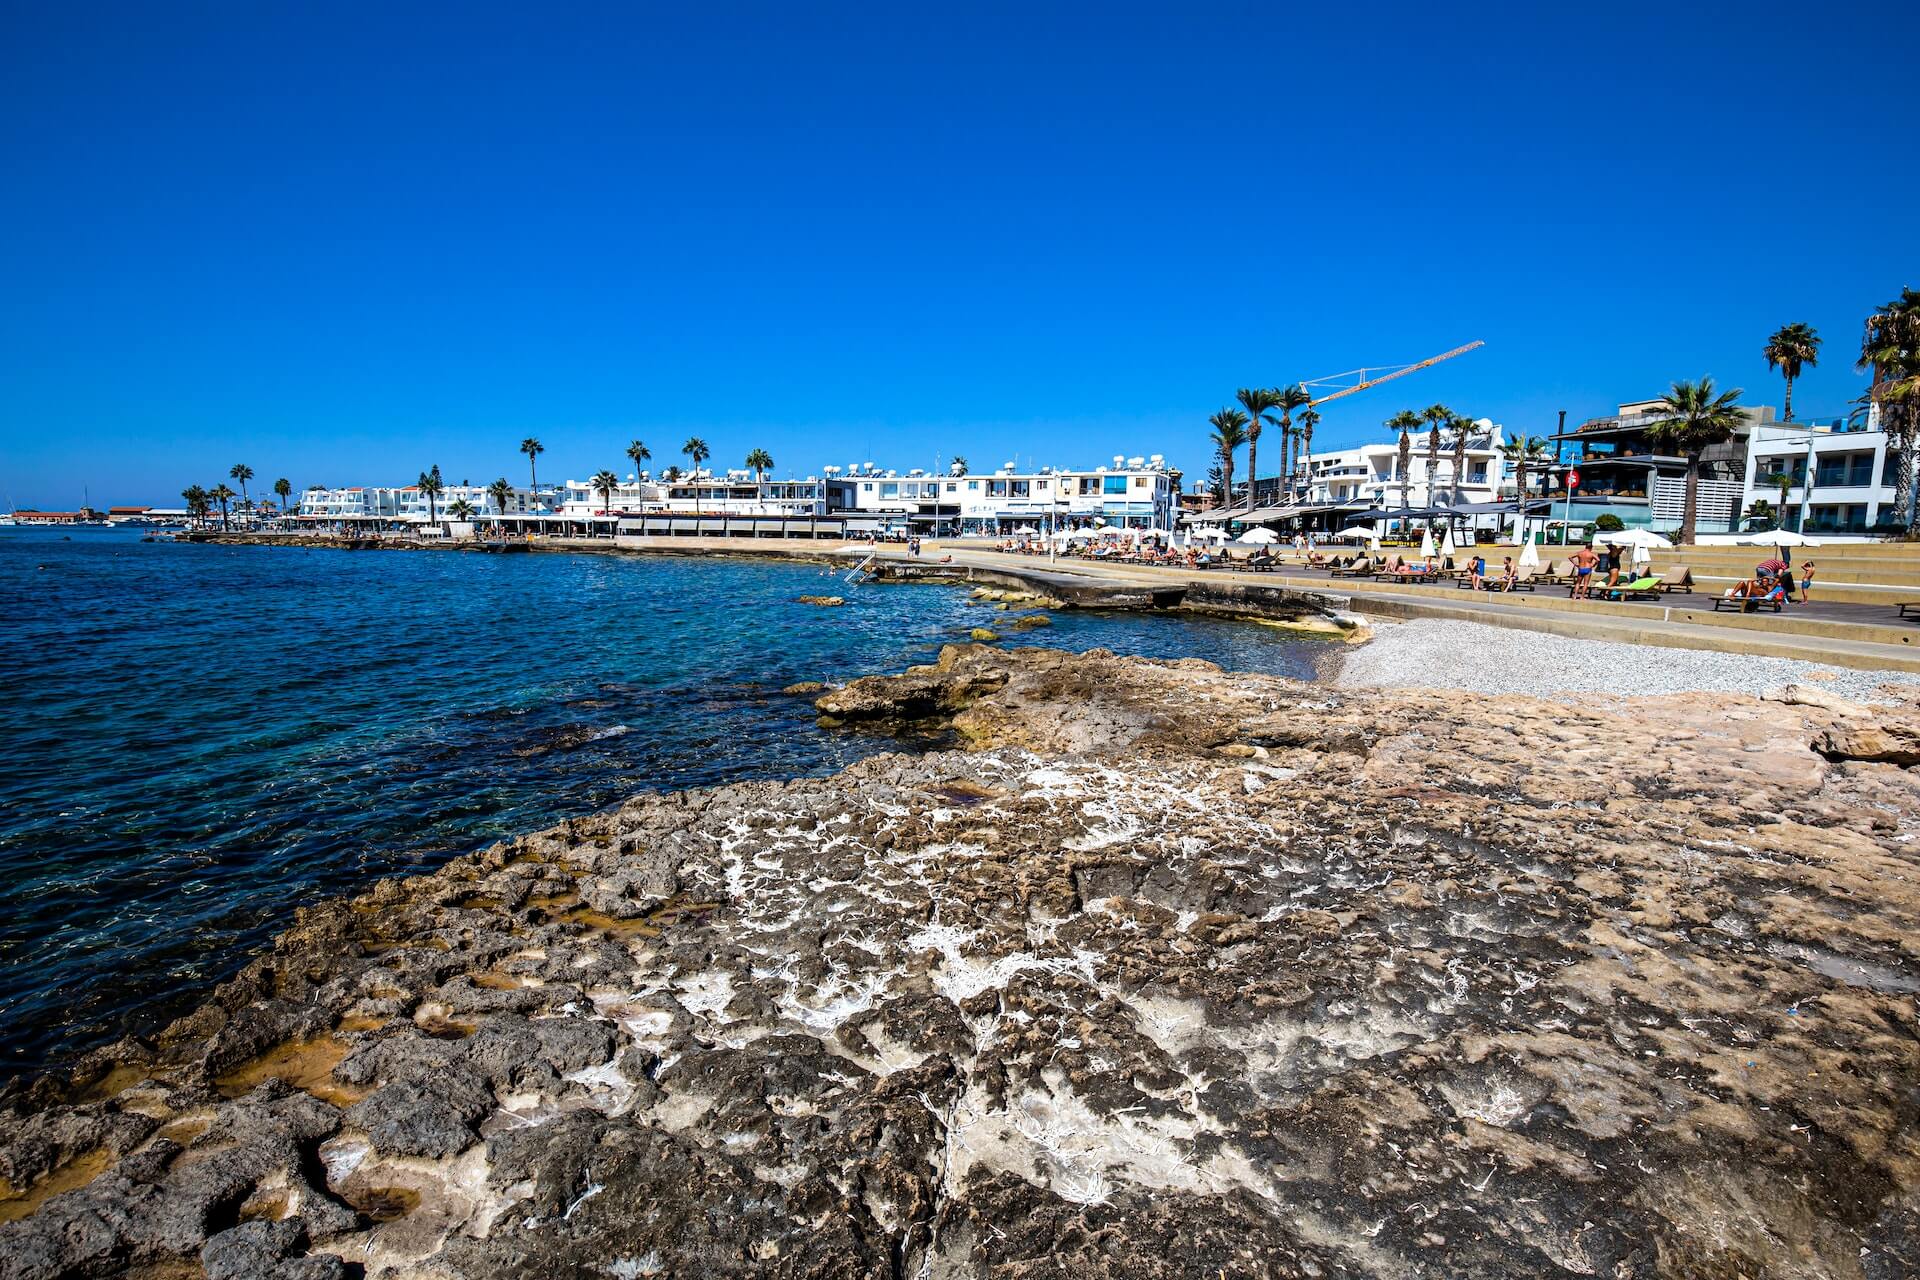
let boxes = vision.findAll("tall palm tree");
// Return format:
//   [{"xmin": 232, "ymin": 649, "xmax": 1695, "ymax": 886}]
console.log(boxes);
[
  {"xmin": 1295, "ymin": 407, "xmax": 1320, "ymax": 493},
  {"xmin": 625, "ymin": 439, "xmax": 651, "ymax": 482},
  {"xmin": 1208, "ymin": 409, "xmax": 1250, "ymax": 507},
  {"xmin": 1273, "ymin": 385, "xmax": 1314, "ymax": 497},
  {"xmin": 592, "ymin": 468, "xmax": 621, "ymax": 516},
  {"xmin": 950, "ymin": 456, "xmax": 969, "ymax": 476},
  {"xmin": 446, "ymin": 498, "xmax": 477, "ymax": 534},
  {"xmin": 1762, "ymin": 323, "xmax": 1821, "ymax": 422},
  {"xmin": 486, "ymin": 477, "xmax": 514, "ymax": 523},
  {"xmin": 1386, "ymin": 410, "xmax": 1421, "ymax": 511},
  {"xmin": 1644, "ymin": 378, "xmax": 1746, "ymax": 545},
  {"xmin": 1447, "ymin": 413, "xmax": 1474, "ymax": 504},
  {"xmin": 682, "ymin": 437, "xmax": 710, "ymax": 482},
  {"xmin": 1421, "ymin": 405, "xmax": 1450, "ymax": 506},
  {"xmin": 1235, "ymin": 388, "xmax": 1281, "ymax": 507},
  {"xmin": 520, "ymin": 438, "xmax": 545, "ymax": 509},
  {"xmin": 272, "ymin": 477, "xmax": 292, "ymax": 523},
  {"xmin": 417, "ymin": 466, "xmax": 444, "ymax": 527},
  {"xmin": 744, "ymin": 448, "xmax": 774, "ymax": 482},
  {"xmin": 228, "ymin": 464, "xmax": 253, "ymax": 519},
  {"xmin": 663, "ymin": 465, "xmax": 681, "ymax": 483},
  {"xmin": 211, "ymin": 483, "xmax": 236, "ymax": 531},
  {"xmin": 1860, "ymin": 288, "xmax": 1920, "ymax": 530},
  {"xmin": 1496, "ymin": 435, "xmax": 1551, "ymax": 541}
]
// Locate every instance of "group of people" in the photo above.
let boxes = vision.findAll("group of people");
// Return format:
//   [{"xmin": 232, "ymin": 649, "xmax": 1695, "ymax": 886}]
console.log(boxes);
[
  {"xmin": 1464, "ymin": 554, "xmax": 1522, "ymax": 591},
  {"xmin": 1726, "ymin": 560, "xmax": 1815, "ymax": 605}
]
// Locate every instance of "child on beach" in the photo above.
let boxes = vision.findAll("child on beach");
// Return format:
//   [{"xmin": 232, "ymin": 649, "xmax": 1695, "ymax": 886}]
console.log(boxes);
[{"xmin": 1799, "ymin": 561, "xmax": 1814, "ymax": 603}]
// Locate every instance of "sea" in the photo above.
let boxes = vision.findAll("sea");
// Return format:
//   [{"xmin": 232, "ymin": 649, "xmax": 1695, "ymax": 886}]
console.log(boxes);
[{"xmin": 0, "ymin": 527, "xmax": 1333, "ymax": 1079}]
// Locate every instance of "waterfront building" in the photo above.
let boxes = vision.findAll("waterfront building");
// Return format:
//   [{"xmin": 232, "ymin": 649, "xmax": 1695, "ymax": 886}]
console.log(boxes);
[
  {"xmin": 825, "ymin": 458, "xmax": 1179, "ymax": 536},
  {"xmin": 1737, "ymin": 414, "xmax": 1899, "ymax": 535},
  {"xmin": 1548, "ymin": 401, "xmax": 1898, "ymax": 535},
  {"xmin": 293, "ymin": 454, "xmax": 1182, "ymax": 537}
]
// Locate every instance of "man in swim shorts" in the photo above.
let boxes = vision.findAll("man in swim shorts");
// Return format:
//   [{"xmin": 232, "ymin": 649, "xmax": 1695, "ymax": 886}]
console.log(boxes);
[{"xmin": 1569, "ymin": 544, "xmax": 1599, "ymax": 598}]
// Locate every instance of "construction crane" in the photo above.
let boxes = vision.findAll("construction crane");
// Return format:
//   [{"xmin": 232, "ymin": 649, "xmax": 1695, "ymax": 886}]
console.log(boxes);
[{"xmin": 1300, "ymin": 340, "xmax": 1484, "ymax": 407}]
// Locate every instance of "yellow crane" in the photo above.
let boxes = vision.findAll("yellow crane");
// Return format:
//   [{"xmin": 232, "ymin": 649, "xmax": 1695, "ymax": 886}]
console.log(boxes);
[{"xmin": 1300, "ymin": 340, "xmax": 1484, "ymax": 407}]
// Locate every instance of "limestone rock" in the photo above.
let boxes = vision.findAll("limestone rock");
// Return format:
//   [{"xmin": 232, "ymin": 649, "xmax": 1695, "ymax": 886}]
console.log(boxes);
[{"xmin": 5, "ymin": 647, "xmax": 1920, "ymax": 1279}]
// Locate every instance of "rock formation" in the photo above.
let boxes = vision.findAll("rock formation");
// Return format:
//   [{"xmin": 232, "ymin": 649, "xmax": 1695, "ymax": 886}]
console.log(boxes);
[{"xmin": 4, "ymin": 644, "xmax": 1919, "ymax": 1278}]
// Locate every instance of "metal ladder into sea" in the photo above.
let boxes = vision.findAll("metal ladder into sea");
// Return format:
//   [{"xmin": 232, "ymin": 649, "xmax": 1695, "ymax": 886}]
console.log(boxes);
[{"xmin": 842, "ymin": 551, "xmax": 878, "ymax": 585}]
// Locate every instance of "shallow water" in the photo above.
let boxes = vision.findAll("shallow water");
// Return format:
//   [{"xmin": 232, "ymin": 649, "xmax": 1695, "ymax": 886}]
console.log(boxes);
[{"xmin": 0, "ymin": 528, "xmax": 1332, "ymax": 1078}]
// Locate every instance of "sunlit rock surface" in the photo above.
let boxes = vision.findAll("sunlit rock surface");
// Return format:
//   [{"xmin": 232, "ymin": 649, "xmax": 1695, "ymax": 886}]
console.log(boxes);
[{"xmin": 5, "ymin": 644, "xmax": 1920, "ymax": 1278}]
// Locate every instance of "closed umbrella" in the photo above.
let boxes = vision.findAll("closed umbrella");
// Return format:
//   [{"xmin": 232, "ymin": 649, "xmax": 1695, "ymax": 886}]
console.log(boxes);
[
  {"xmin": 1518, "ymin": 539, "xmax": 1541, "ymax": 569},
  {"xmin": 1439, "ymin": 526, "xmax": 1458, "ymax": 561}
]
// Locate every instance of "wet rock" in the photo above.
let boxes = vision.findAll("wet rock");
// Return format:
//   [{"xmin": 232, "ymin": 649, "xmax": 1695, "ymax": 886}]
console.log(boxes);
[{"xmin": 797, "ymin": 594, "xmax": 844, "ymax": 606}]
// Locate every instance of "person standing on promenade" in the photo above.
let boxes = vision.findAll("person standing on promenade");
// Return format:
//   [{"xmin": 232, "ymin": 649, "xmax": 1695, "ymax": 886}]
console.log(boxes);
[
  {"xmin": 1569, "ymin": 544, "xmax": 1599, "ymax": 598},
  {"xmin": 1799, "ymin": 561, "xmax": 1815, "ymax": 603}
]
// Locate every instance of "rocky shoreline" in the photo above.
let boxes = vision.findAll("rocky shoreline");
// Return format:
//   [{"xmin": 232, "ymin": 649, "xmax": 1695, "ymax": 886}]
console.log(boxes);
[{"xmin": 4, "ymin": 644, "xmax": 1920, "ymax": 1278}]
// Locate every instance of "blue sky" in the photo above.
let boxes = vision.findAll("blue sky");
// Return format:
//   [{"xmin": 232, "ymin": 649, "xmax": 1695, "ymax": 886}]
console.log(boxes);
[{"xmin": 2, "ymin": 2, "xmax": 1915, "ymax": 507}]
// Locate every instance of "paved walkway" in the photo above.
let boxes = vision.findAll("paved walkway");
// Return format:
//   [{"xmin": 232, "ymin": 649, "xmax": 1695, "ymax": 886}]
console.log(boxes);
[{"xmin": 911, "ymin": 547, "xmax": 1920, "ymax": 673}]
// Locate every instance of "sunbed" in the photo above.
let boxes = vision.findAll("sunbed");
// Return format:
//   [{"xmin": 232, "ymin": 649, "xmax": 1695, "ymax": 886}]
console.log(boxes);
[
  {"xmin": 1713, "ymin": 588, "xmax": 1786, "ymax": 613},
  {"xmin": 1328, "ymin": 558, "xmax": 1375, "ymax": 579},
  {"xmin": 1900, "ymin": 602, "xmax": 1920, "ymax": 620},
  {"xmin": 1592, "ymin": 575, "xmax": 1663, "ymax": 602},
  {"xmin": 1657, "ymin": 565, "xmax": 1694, "ymax": 593}
]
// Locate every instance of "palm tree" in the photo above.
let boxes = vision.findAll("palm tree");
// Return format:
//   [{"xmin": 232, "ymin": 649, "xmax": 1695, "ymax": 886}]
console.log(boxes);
[
  {"xmin": 1208, "ymin": 409, "xmax": 1250, "ymax": 507},
  {"xmin": 1762, "ymin": 323, "xmax": 1821, "ymax": 422},
  {"xmin": 181, "ymin": 485, "xmax": 211, "ymax": 525},
  {"xmin": 591, "ymin": 468, "xmax": 621, "ymax": 516},
  {"xmin": 228, "ymin": 464, "xmax": 253, "ymax": 522},
  {"xmin": 1447, "ymin": 413, "xmax": 1474, "ymax": 504},
  {"xmin": 211, "ymin": 483, "xmax": 236, "ymax": 531},
  {"xmin": 1860, "ymin": 288, "xmax": 1920, "ymax": 530},
  {"xmin": 446, "ymin": 498, "xmax": 477, "ymax": 535},
  {"xmin": 626, "ymin": 439, "xmax": 651, "ymax": 482},
  {"xmin": 950, "ymin": 456, "xmax": 969, "ymax": 476},
  {"xmin": 682, "ymin": 437, "xmax": 710, "ymax": 482},
  {"xmin": 1274, "ymin": 385, "xmax": 1314, "ymax": 497},
  {"xmin": 1235, "ymin": 388, "xmax": 1281, "ymax": 507},
  {"xmin": 417, "ymin": 466, "xmax": 444, "ymax": 528},
  {"xmin": 663, "ymin": 465, "xmax": 681, "ymax": 483},
  {"xmin": 1386, "ymin": 410, "xmax": 1421, "ymax": 512},
  {"xmin": 1295, "ymin": 407, "xmax": 1320, "ymax": 493},
  {"xmin": 272, "ymin": 477, "xmax": 293, "ymax": 524},
  {"xmin": 1421, "ymin": 404, "xmax": 1450, "ymax": 506},
  {"xmin": 520, "ymin": 438, "xmax": 545, "ymax": 509},
  {"xmin": 744, "ymin": 448, "xmax": 774, "ymax": 482},
  {"xmin": 1495, "ymin": 435, "xmax": 1551, "ymax": 541},
  {"xmin": 486, "ymin": 477, "xmax": 514, "ymax": 524},
  {"xmin": 1644, "ymin": 378, "xmax": 1746, "ymax": 545}
]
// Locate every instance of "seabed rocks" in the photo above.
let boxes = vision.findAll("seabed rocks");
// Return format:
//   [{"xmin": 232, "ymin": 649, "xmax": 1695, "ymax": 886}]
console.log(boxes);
[{"xmin": 5, "ymin": 645, "xmax": 1920, "ymax": 1278}]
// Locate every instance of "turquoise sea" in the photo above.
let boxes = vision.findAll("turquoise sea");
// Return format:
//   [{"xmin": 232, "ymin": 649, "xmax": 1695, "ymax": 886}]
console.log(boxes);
[{"xmin": 0, "ymin": 528, "xmax": 1331, "ymax": 1078}]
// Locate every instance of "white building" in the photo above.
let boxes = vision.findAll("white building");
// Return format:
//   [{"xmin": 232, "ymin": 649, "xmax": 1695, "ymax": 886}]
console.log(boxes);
[
  {"xmin": 829, "ymin": 457, "xmax": 1179, "ymax": 534},
  {"xmin": 1297, "ymin": 419, "xmax": 1508, "ymax": 510},
  {"xmin": 1739, "ymin": 416, "xmax": 1899, "ymax": 535}
]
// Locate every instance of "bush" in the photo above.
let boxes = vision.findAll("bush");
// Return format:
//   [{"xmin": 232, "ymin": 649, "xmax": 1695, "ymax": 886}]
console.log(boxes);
[{"xmin": 1594, "ymin": 513, "xmax": 1625, "ymax": 532}]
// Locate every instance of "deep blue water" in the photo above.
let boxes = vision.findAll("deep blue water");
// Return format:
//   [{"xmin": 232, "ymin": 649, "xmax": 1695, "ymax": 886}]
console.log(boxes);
[{"xmin": 0, "ymin": 528, "xmax": 1331, "ymax": 1078}]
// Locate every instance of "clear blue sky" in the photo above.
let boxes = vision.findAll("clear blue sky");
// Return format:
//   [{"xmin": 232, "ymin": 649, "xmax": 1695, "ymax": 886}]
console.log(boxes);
[{"xmin": 2, "ymin": 2, "xmax": 1915, "ymax": 507}]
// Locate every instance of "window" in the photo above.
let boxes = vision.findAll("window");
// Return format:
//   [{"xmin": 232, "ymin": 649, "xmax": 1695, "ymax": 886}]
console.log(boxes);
[
  {"xmin": 1034, "ymin": 479, "xmax": 1049, "ymax": 491},
  {"xmin": 1133, "ymin": 476, "xmax": 1149, "ymax": 488},
  {"xmin": 945, "ymin": 482, "xmax": 957, "ymax": 493},
  {"xmin": 880, "ymin": 483, "xmax": 898, "ymax": 499},
  {"xmin": 1010, "ymin": 480, "xmax": 1030, "ymax": 497},
  {"xmin": 862, "ymin": 482, "xmax": 874, "ymax": 492},
  {"xmin": 967, "ymin": 480, "xmax": 979, "ymax": 491},
  {"xmin": 1103, "ymin": 476, "xmax": 1128, "ymax": 495},
  {"xmin": 987, "ymin": 480, "xmax": 1007, "ymax": 497}
]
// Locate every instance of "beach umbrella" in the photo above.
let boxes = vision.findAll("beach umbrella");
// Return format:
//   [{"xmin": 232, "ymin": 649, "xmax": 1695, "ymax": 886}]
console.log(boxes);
[
  {"xmin": 1742, "ymin": 530, "xmax": 1817, "ymax": 547},
  {"xmin": 1518, "ymin": 539, "xmax": 1541, "ymax": 569},
  {"xmin": 1596, "ymin": 529, "xmax": 1673, "ymax": 550},
  {"xmin": 1417, "ymin": 526, "xmax": 1435, "ymax": 558},
  {"xmin": 1439, "ymin": 526, "xmax": 1457, "ymax": 561},
  {"xmin": 1632, "ymin": 540, "xmax": 1652, "ymax": 568},
  {"xmin": 1234, "ymin": 527, "xmax": 1278, "ymax": 544}
]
